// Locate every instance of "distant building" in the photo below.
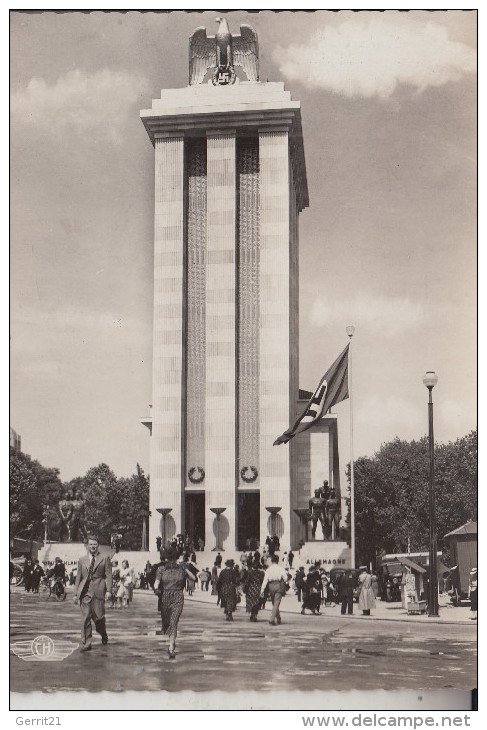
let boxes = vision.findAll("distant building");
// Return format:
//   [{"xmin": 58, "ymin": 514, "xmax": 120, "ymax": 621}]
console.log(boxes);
[{"xmin": 10, "ymin": 427, "xmax": 21, "ymax": 452}]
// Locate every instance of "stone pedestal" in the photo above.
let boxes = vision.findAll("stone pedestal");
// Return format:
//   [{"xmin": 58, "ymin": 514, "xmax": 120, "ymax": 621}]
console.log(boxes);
[
  {"xmin": 298, "ymin": 540, "xmax": 351, "ymax": 569},
  {"xmin": 38, "ymin": 542, "xmax": 113, "ymax": 571}
]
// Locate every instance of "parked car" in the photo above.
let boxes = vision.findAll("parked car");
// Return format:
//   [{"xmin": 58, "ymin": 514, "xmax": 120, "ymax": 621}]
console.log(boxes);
[{"xmin": 378, "ymin": 564, "xmax": 403, "ymax": 602}]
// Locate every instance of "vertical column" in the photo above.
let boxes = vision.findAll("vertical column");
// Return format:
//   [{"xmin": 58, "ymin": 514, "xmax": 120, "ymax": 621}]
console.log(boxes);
[
  {"xmin": 237, "ymin": 137, "xmax": 260, "ymax": 487},
  {"xmin": 205, "ymin": 131, "xmax": 237, "ymax": 550},
  {"xmin": 259, "ymin": 128, "xmax": 291, "ymax": 548},
  {"xmin": 149, "ymin": 134, "xmax": 184, "ymax": 547},
  {"xmin": 289, "ymin": 165, "xmax": 300, "ymax": 548},
  {"xmin": 185, "ymin": 139, "xmax": 207, "ymax": 481}
]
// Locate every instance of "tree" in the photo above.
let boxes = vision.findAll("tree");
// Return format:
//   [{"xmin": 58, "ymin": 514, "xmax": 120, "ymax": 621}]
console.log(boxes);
[
  {"xmin": 435, "ymin": 430, "xmax": 477, "ymax": 535},
  {"xmin": 10, "ymin": 447, "xmax": 37, "ymax": 539},
  {"xmin": 74, "ymin": 463, "xmax": 149, "ymax": 548},
  {"xmin": 116, "ymin": 464, "xmax": 150, "ymax": 550},
  {"xmin": 32, "ymin": 462, "xmax": 64, "ymax": 510},
  {"xmin": 346, "ymin": 430, "xmax": 477, "ymax": 567},
  {"xmin": 10, "ymin": 448, "xmax": 151, "ymax": 549},
  {"xmin": 9, "ymin": 447, "xmax": 64, "ymax": 541},
  {"xmin": 81, "ymin": 463, "xmax": 119, "ymax": 545}
]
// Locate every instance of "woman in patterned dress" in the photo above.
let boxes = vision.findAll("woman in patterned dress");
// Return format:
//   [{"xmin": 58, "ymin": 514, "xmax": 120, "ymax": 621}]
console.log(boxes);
[
  {"xmin": 216, "ymin": 559, "xmax": 239, "ymax": 621},
  {"xmin": 154, "ymin": 547, "xmax": 194, "ymax": 659},
  {"xmin": 242, "ymin": 558, "xmax": 265, "ymax": 622},
  {"xmin": 110, "ymin": 560, "xmax": 120, "ymax": 609}
]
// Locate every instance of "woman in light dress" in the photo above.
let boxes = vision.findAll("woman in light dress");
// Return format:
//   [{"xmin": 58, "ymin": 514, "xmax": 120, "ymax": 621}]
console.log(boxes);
[{"xmin": 117, "ymin": 560, "xmax": 135, "ymax": 608}]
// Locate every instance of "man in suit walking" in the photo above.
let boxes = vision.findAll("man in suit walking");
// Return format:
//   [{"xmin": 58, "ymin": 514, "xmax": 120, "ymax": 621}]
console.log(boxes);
[{"xmin": 74, "ymin": 535, "xmax": 112, "ymax": 651}]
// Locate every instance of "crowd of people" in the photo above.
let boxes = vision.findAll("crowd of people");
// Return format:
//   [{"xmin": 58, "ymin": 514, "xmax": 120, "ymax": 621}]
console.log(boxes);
[
  {"xmin": 15, "ymin": 544, "xmax": 378, "ymax": 619},
  {"xmin": 12, "ymin": 536, "xmax": 385, "ymax": 660},
  {"xmin": 18, "ymin": 555, "xmax": 68, "ymax": 594}
]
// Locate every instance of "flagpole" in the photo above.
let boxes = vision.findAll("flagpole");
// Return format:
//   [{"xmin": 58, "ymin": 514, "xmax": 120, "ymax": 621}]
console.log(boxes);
[{"xmin": 346, "ymin": 325, "xmax": 356, "ymax": 569}]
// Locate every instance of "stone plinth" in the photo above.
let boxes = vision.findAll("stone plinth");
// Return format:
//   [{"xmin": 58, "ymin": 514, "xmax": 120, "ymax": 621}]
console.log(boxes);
[
  {"xmin": 38, "ymin": 542, "xmax": 114, "ymax": 570},
  {"xmin": 298, "ymin": 541, "xmax": 351, "ymax": 569}
]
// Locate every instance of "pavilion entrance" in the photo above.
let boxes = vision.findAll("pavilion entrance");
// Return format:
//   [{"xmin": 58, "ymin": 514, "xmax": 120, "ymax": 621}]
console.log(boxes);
[
  {"xmin": 184, "ymin": 492, "xmax": 205, "ymax": 549},
  {"xmin": 237, "ymin": 491, "xmax": 260, "ymax": 551}
]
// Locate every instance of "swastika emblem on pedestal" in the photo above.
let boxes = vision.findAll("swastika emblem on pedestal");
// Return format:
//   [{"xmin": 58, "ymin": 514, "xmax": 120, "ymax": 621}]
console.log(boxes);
[{"xmin": 212, "ymin": 66, "xmax": 236, "ymax": 86}]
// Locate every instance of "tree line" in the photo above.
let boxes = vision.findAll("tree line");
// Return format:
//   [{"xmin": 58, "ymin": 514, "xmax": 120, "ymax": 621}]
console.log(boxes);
[
  {"xmin": 10, "ymin": 429, "xmax": 476, "ymax": 559},
  {"xmin": 9, "ymin": 449, "xmax": 149, "ymax": 551},
  {"xmin": 346, "ymin": 429, "xmax": 477, "ymax": 566}
]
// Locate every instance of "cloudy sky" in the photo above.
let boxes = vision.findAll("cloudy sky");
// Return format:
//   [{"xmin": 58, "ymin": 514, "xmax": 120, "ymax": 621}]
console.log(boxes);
[{"xmin": 10, "ymin": 10, "xmax": 476, "ymax": 482}]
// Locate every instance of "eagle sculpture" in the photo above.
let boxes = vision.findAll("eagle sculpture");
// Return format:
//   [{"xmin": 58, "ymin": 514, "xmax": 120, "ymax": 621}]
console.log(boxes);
[{"xmin": 189, "ymin": 18, "xmax": 259, "ymax": 86}]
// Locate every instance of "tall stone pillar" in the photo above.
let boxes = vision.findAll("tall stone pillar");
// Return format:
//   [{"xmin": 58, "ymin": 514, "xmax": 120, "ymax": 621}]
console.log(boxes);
[
  {"xmin": 141, "ymin": 78, "xmax": 310, "ymax": 553},
  {"xmin": 258, "ymin": 128, "xmax": 291, "ymax": 547},
  {"xmin": 149, "ymin": 134, "xmax": 184, "ymax": 546},
  {"xmin": 205, "ymin": 131, "xmax": 237, "ymax": 550}
]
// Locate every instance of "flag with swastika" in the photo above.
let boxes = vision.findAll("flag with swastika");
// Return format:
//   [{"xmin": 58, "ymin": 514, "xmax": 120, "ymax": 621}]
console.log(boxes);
[{"xmin": 273, "ymin": 344, "xmax": 349, "ymax": 446}]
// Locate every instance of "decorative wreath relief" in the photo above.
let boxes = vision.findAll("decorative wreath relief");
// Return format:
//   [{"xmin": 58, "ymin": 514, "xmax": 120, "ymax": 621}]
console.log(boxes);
[
  {"xmin": 240, "ymin": 466, "xmax": 258, "ymax": 483},
  {"xmin": 188, "ymin": 466, "xmax": 205, "ymax": 484}
]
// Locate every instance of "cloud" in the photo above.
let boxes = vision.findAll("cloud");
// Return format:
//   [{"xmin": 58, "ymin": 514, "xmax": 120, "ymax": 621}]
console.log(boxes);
[
  {"xmin": 11, "ymin": 69, "xmax": 150, "ymax": 143},
  {"xmin": 310, "ymin": 292, "xmax": 424, "ymax": 336},
  {"xmin": 274, "ymin": 14, "xmax": 476, "ymax": 98}
]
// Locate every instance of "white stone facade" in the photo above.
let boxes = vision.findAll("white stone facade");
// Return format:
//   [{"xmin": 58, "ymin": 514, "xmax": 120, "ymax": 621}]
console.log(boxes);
[{"xmin": 141, "ymin": 82, "xmax": 339, "ymax": 551}]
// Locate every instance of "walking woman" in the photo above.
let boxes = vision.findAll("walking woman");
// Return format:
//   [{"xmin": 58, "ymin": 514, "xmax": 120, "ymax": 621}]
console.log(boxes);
[
  {"xmin": 118, "ymin": 560, "xmax": 134, "ymax": 608},
  {"xmin": 216, "ymin": 559, "xmax": 239, "ymax": 621},
  {"xmin": 154, "ymin": 547, "xmax": 194, "ymax": 659},
  {"xmin": 110, "ymin": 560, "xmax": 120, "ymax": 609},
  {"xmin": 242, "ymin": 558, "xmax": 265, "ymax": 622}
]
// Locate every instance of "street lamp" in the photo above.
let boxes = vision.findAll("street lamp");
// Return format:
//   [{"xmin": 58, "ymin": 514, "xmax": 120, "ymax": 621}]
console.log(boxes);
[
  {"xmin": 42, "ymin": 504, "xmax": 49, "ymax": 544},
  {"xmin": 423, "ymin": 370, "xmax": 439, "ymax": 617}
]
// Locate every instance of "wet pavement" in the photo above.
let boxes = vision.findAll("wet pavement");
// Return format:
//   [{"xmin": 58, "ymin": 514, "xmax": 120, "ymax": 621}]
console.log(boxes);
[{"xmin": 10, "ymin": 588, "xmax": 476, "ymax": 694}]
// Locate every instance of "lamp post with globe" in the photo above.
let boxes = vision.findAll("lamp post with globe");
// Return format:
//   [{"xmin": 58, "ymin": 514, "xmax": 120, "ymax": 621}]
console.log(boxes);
[{"xmin": 423, "ymin": 370, "xmax": 439, "ymax": 617}]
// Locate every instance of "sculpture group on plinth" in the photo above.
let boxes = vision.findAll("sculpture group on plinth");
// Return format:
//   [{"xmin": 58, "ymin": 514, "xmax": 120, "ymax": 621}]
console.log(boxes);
[
  {"xmin": 43, "ymin": 489, "xmax": 88, "ymax": 543},
  {"xmin": 308, "ymin": 480, "xmax": 341, "ymax": 541}
]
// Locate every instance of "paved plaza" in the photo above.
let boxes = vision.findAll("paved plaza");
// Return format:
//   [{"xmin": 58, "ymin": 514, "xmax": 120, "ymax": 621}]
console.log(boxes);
[{"xmin": 10, "ymin": 587, "xmax": 476, "ymax": 695}]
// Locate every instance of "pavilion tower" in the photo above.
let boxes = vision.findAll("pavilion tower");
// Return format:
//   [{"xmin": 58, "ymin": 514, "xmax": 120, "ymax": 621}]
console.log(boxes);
[{"xmin": 140, "ymin": 20, "xmax": 341, "ymax": 554}]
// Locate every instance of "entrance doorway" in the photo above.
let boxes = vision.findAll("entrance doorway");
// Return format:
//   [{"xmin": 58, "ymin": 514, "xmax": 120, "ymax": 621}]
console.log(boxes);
[
  {"xmin": 237, "ymin": 492, "xmax": 260, "ymax": 551},
  {"xmin": 185, "ymin": 492, "xmax": 205, "ymax": 549}
]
